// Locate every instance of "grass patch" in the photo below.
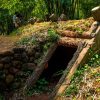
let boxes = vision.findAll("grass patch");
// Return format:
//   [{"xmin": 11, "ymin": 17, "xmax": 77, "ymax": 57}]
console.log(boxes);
[{"xmin": 64, "ymin": 49, "xmax": 100, "ymax": 98}]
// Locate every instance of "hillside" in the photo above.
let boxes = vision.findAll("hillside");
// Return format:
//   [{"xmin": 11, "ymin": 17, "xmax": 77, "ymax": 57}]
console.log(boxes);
[
  {"xmin": 0, "ymin": 18, "xmax": 93, "ymax": 52},
  {"xmin": 0, "ymin": 18, "xmax": 100, "ymax": 100}
]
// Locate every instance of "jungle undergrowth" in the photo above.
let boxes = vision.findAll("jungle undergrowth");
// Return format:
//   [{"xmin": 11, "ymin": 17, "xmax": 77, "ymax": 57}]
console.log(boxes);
[{"xmin": 64, "ymin": 48, "xmax": 100, "ymax": 97}]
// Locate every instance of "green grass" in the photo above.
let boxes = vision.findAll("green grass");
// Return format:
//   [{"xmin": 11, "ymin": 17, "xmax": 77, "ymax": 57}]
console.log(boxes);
[
  {"xmin": 64, "ymin": 48, "xmax": 100, "ymax": 97},
  {"xmin": 26, "ymin": 78, "xmax": 49, "ymax": 96}
]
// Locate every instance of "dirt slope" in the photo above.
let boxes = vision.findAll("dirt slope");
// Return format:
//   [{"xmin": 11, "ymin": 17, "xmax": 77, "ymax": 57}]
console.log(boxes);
[
  {"xmin": 0, "ymin": 36, "xmax": 19, "ymax": 53},
  {"xmin": 0, "ymin": 18, "xmax": 93, "ymax": 53}
]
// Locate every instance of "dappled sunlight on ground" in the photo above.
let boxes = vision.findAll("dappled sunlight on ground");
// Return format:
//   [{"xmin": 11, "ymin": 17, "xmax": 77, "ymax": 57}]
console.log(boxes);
[{"xmin": 0, "ymin": 18, "xmax": 94, "ymax": 53}]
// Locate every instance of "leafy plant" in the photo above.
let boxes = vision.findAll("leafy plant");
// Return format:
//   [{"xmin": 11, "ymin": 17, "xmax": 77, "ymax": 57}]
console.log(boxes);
[
  {"xmin": 26, "ymin": 78, "xmax": 48, "ymax": 96},
  {"xmin": 65, "ymin": 84, "xmax": 78, "ymax": 96},
  {"xmin": 17, "ymin": 37, "xmax": 30, "ymax": 45},
  {"xmin": 16, "ymin": 36, "xmax": 37, "ymax": 45},
  {"xmin": 48, "ymin": 29, "xmax": 60, "ymax": 42},
  {"xmin": 52, "ymin": 70, "xmax": 63, "ymax": 77},
  {"xmin": 64, "ymin": 48, "xmax": 100, "ymax": 98}
]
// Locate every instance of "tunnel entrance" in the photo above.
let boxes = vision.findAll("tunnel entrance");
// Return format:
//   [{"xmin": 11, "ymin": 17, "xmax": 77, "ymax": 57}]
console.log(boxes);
[
  {"xmin": 27, "ymin": 45, "xmax": 78, "ymax": 99},
  {"xmin": 40, "ymin": 45, "xmax": 77, "ymax": 89}
]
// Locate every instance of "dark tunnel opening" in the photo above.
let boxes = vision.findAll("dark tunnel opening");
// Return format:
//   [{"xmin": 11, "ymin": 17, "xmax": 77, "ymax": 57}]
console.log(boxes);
[{"xmin": 40, "ymin": 46, "xmax": 77, "ymax": 86}]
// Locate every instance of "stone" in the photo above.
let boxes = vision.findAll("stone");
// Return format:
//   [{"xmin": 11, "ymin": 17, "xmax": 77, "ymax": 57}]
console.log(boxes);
[
  {"xmin": 0, "ymin": 72, "xmax": 6, "ymax": 79},
  {"xmin": 4, "ymin": 64, "xmax": 11, "ymax": 69},
  {"xmin": 27, "ymin": 49, "xmax": 35, "ymax": 56},
  {"xmin": 22, "ymin": 52, "xmax": 28, "ymax": 62},
  {"xmin": 13, "ymin": 48, "xmax": 25, "ymax": 53},
  {"xmin": 0, "ymin": 57, "xmax": 11, "ymax": 63},
  {"xmin": 3, "ymin": 69, "xmax": 9, "ymax": 74},
  {"xmin": 28, "ymin": 17, "xmax": 37, "ymax": 24},
  {"xmin": 35, "ymin": 52, "xmax": 40, "ymax": 59},
  {"xmin": 5, "ymin": 74, "xmax": 14, "ymax": 84},
  {"xmin": 0, "ymin": 51, "xmax": 14, "ymax": 57},
  {"xmin": 36, "ymin": 18, "xmax": 43, "ymax": 23},
  {"xmin": 16, "ymin": 71, "xmax": 24, "ymax": 76},
  {"xmin": 0, "ymin": 63, "xmax": 3, "ymax": 69},
  {"xmin": 0, "ymin": 82, "xmax": 7, "ymax": 91},
  {"xmin": 12, "ymin": 82, "xmax": 21, "ymax": 89},
  {"xmin": 14, "ymin": 54, "xmax": 22, "ymax": 60},
  {"xmin": 27, "ymin": 63, "xmax": 36, "ymax": 70},
  {"xmin": 0, "ymin": 53, "xmax": 4, "ymax": 58},
  {"xmin": 3, "ymin": 51, "xmax": 14, "ymax": 56},
  {"xmin": 58, "ymin": 13, "xmax": 67, "ymax": 21},
  {"xmin": 45, "ymin": 14, "xmax": 50, "ymax": 21},
  {"xmin": 49, "ymin": 14, "xmax": 58, "ymax": 22},
  {"xmin": 29, "ymin": 57, "xmax": 35, "ymax": 62},
  {"xmin": 9, "ymin": 67, "xmax": 19, "ymax": 74},
  {"xmin": 12, "ymin": 61, "xmax": 22, "ymax": 67},
  {"xmin": 91, "ymin": 6, "xmax": 100, "ymax": 21}
]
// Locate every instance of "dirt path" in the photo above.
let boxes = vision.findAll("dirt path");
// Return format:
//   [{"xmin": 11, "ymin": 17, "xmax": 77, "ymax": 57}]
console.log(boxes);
[{"xmin": 0, "ymin": 35, "xmax": 19, "ymax": 53}]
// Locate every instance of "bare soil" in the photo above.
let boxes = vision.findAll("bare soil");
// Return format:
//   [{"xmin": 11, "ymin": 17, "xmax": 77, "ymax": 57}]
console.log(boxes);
[{"xmin": 0, "ymin": 36, "xmax": 19, "ymax": 53}]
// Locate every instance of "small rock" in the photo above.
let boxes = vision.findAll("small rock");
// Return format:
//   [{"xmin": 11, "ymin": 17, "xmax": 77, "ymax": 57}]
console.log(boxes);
[
  {"xmin": 27, "ymin": 49, "xmax": 35, "ymax": 56},
  {"xmin": 0, "ymin": 51, "xmax": 13, "ymax": 57},
  {"xmin": 27, "ymin": 63, "xmax": 36, "ymax": 70},
  {"xmin": 49, "ymin": 13, "xmax": 58, "ymax": 22},
  {"xmin": 0, "ymin": 63, "xmax": 3, "ymax": 69},
  {"xmin": 13, "ymin": 48, "xmax": 25, "ymax": 53},
  {"xmin": 5, "ymin": 74, "xmax": 14, "ymax": 84},
  {"xmin": 0, "ymin": 57, "xmax": 11, "ymax": 63},
  {"xmin": 12, "ymin": 82, "xmax": 21, "ymax": 89},
  {"xmin": 9, "ymin": 67, "xmax": 19, "ymax": 74},
  {"xmin": 35, "ymin": 52, "xmax": 40, "ymax": 58},
  {"xmin": 16, "ymin": 71, "xmax": 24, "ymax": 76},
  {"xmin": 0, "ymin": 72, "xmax": 6, "ymax": 79},
  {"xmin": 58, "ymin": 13, "xmax": 67, "ymax": 21},
  {"xmin": 29, "ymin": 57, "xmax": 35, "ymax": 62},
  {"xmin": 3, "ymin": 69, "xmax": 9, "ymax": 74},
  {"xmin": 4, "ymin": 64, "xmax": 11, "ymax": 69},
  {"xmin": 12, "ymin": 61, "xmax": 22, "ymax": 67},
  {"xmin": 28, "ymin": 17, "xmax": 37, "ymax": 24},
  {"xmin": 22, "ymin": 52, "xmax": 28, "ymax": 62},
  {"xmin": 91, "ymin": 6, "xmax": 100, "ymax": 21},
  {"xmin": 14, "ymin": 54, "xmax": 22, "ymax": 60},
  {"xmin": 0, "ymin": 82, "xmax": 7, "ymax": 91},
  {"xmin": 36, "ymin": 18, "xmax": 43, "ymax": 23}
]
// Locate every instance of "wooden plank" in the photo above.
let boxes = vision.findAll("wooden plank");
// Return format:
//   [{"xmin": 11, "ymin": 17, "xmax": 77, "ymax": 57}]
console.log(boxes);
[{"xmin": 50, "ymin": 38, "xmax": 95, "ymax": 100}]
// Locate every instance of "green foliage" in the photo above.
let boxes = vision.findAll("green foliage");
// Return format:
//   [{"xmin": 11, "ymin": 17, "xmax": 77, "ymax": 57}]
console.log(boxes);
[
  {"xmin": 64, "ymin": 49, "xmax": 100, "ymax": 97},
  {"xmin": 16, "ymin": 36, "xmax": 37, "ymax": 45},
  {"xmin": 42, "ymin": 28, "xmax": 60, "ymax": 52},
  {"xmin": 48, "ymin": 29, "xmax": 60, "ymax": 42},
  {"xmin": 88, "ymin": 49, "xmax": 100, "ymax": 66},
  {"xmin": 65, "ymin": 84, "xmax": 78, "ymax": 96},
  {"xmin": 27, "ymin": 78, "xmax": 48, "ymax": 96},
  {"xmin": 80, "ymin": 0, "xmax": 100, "ymax": 18},
  {"xmin": 18, "ymin": 37, "xmax": 30, "ymax": 45},
  {"xmin": 32, "ymin": 0, "xmax": 48, "ymax": 20},
  {"xmin": 71, "ymin": 27, "xmax": 84, "ymax": 35},
  {"xmin": 0, "ymin": 0, "xmax": 47, "ymax": 34},
  {"xmin": 0, "ymin": 0, "xmax": 100, "ymax": 34},
  {"xmin": 43, "ymin": 42, "xmax": 52, "ymax": 52}
]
